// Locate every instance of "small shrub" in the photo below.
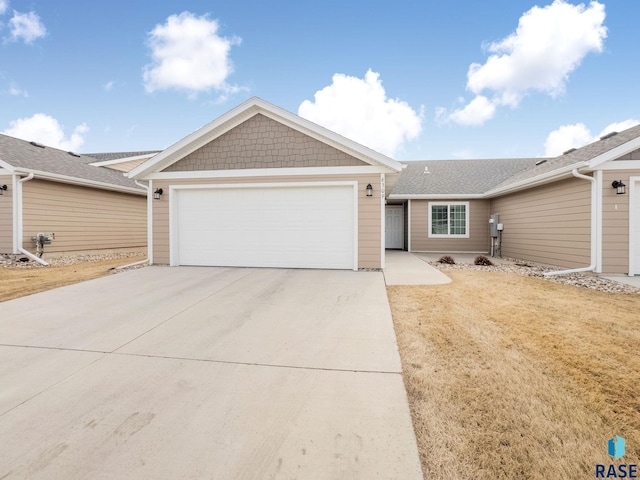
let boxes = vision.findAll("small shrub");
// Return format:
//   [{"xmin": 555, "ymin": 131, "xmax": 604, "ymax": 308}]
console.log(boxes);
[
  {"xmin": 474, "ymin": 255, "xmax": 494, "ymax": 266},
  {"xmin": 438, "ymin": 255, "xmax": 456, "ymax": 265}
]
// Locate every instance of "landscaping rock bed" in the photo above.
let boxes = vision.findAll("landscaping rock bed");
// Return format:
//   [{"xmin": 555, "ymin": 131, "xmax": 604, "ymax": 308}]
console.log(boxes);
[
  {"xmin": 1, "ymin": 250, "xmax": 146, "ymax": 269},
  {"xmin": 431, "ymin": 259, "xmax": 640, "ymax": 294}
]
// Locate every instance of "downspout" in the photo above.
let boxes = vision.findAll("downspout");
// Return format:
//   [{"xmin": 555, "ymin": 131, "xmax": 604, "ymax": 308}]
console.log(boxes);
[
  {"xmin": 16, "ymin": 173, "xmax": 49, "ymax": 266},
  {"xmin": 115, "ymin": 179, "xmax": 151, "ymax": 270},
  {"xmin": 544, "ymin": 169, "xmax": 596, "ymax": 276}
]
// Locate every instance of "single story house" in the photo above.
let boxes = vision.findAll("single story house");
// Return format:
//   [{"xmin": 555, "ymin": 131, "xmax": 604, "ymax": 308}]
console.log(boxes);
[
  {"xmin": 0, "ymin": 135, "xmax": 148, "ymax": 260},
  {"xmin": 128, "ymin": 97, "xmax": 640, "ymax": 276}
]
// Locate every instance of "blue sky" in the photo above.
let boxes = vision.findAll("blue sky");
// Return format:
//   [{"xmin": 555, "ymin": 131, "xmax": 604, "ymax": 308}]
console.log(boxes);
[{"xmin": 1, "ymin": 0, "xmax": 638, "ymax": 160}]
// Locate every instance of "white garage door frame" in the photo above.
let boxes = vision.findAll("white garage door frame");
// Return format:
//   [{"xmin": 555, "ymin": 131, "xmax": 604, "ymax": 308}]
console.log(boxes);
[
  {"xmin": 629, "ymin": 176, "xmax": 640, "ymax": 276},
  {"xmin": 169, "ymin": 181, "xmax": 359, "ymax": 270}
]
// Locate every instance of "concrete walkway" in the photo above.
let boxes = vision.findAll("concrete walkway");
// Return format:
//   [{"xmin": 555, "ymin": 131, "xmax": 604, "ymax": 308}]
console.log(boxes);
[
  {"xmin": 602, "ymin": 275, "xmax": 640, "ymax": 288},
  {"xmin": 384, "ymin": 250, "xmax": 451, "ymax": 285},
  {"xmin": 0, "ymin": 267, "xmax": 423, "ymax": 480}
]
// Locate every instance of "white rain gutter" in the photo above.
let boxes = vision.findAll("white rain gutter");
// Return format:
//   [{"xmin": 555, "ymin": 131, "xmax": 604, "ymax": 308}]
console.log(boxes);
[
  {"xmin": 115, "ymin": 179, "xmax": 151, "ymax": 269},
  {"xmin": 15, "ymin": 173, "xmax": 49, "ymax": 266},
  {"xmin": 544, "ymin": 169, "xmax": 596, "ymax": 276}
]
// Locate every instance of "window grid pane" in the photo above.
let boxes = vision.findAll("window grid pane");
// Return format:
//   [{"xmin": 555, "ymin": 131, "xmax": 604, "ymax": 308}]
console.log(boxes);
[
  {"xmin": 431, "ymin": 205, "xmax": 448, "ymax": 235},
  {"xmin": 449, "ymin": 205, "xmax": 466, "ymax": 235},
  {"xmin": 430, "ymin": 203, "xmax": 467, "ymax": 236}
]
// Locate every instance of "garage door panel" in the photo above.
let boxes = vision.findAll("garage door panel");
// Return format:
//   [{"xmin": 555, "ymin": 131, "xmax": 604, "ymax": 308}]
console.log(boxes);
[{"xmin": 174, "ymin": 185, "xmax": 355, "ymax": 269}]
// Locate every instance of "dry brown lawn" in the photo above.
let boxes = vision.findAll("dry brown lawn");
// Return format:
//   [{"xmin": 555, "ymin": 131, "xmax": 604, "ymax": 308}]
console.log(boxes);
[
  {"xmin": 0, "ymin": 255, "xmax": 145, "ymax": 302},
  {"xmin": 388, "ymin": 270, "xmax": 639, "ymax": 480}
]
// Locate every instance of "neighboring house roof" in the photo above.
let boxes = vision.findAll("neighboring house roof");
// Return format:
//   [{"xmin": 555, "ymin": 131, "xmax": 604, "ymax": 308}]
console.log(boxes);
[
  {"xmin": 128, "ymin": 97, "xmax": 404, "ymax": 179},
  {"xmin": 0, "ymin": 134, "xmax": 145, "ymax": 194},
  {"xmin": 390, "ymin": 158, "xmax": 541, "ymax": 198},
  {"xmin": 390, "ymin": 123, "xmax": 640, "ymax": 199},
  {"xmin": 487, "ymin": 124, "xmax": 640, "ymax": 194}
]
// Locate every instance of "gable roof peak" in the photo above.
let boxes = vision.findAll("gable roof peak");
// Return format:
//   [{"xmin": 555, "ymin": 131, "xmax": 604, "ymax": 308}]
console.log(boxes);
[{"xmin": 128, "ymin": 96, "xmax": 403, "ymax": 178}]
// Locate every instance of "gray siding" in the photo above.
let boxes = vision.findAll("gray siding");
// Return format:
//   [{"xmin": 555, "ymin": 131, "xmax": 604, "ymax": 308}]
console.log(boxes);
[
  {"xmin": 410, "ymin": 199, "xmax": 490, "ymax": 252},
  {"xmin": 21, "ymin": 179, "xmax": 146, "ymax": 254},
  {"xmin": 601, "ymin": 169, "xmax": 635, "ymax": 274},
  {"xmin": 163, "ymin": 114, "xmax": 367, "ymax": 172},
  {"xmin": 489, "ymin": 177, "xmax": 591, "ymax": 268}
]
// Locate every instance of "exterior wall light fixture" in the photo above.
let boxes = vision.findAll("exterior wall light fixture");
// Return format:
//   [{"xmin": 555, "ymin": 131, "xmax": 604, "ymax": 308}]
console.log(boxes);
[
  {"xmin": 612, "ymin": 180, "xmax": 626, "ymax": 195},
  {"xmin": 0, "ymin": 184, "xmax": 6, "ymax": 196},
  {"xmin": 366, "ymin": 183, "xmax": 373, "ymax": 197},
  {"xmin": 153, "ymin": 188, "xmax": 164, "ymax": 200}
]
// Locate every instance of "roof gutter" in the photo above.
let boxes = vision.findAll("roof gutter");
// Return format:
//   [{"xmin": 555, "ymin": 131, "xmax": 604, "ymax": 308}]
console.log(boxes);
[
  {"xmin": 544, "ymin": 169, "xmax": 596, "ymax": 277},
  {"xmin": 15, "ymin": 173, "xmax": 48, "ymax": 266},
  {"xmin": 388, "ymin": 193, "xmax": 485, "ymax": 200},
  {"xmin": 483, "ymin": 161, "xmax": 588, "ymax": 198},
  {"xmin": 12, "ymin": 168, "xmax": 146, "ymax": 195}
]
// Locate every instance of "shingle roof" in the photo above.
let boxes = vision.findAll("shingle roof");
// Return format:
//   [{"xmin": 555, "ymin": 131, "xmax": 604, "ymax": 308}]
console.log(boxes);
[
  {"xmin": 491, "ymin": 124, "xmax": 640, "ymax": 191},
  {"xmin": 0, "ymin": 134, "xmax": 145, "ymax": 193},
  {"xmin": 391, "ymin": 158, "xmax": 541, "ymax": 196},
  {"xmin": 391, "ymin": 123, "xmax": 640, "ymax": 197}
]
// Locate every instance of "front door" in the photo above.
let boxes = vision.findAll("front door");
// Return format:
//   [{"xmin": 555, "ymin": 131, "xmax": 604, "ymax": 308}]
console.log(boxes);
[{"xmin": 385, "ymin": 205, "xmax": 404, "ymax": 249}]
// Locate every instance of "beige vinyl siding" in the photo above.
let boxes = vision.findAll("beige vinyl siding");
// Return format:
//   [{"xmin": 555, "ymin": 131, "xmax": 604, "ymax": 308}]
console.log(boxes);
[
  {"xmin": 601, "ymin": 169, "xmax": 636, "ymax": 274},
  {"xmin": 163, "ymin": 114, "xmax": 367, "ymax": 172},
  {"xmin": 489, "ymin": 177, "xmax": 591, "ymax": 268},
  {"xmin": 21, "ymin": 179, "xmax": 146, "ymax": 254},
  {"xmin": 410, "ymin": 199, "xmax": 490, "ymax": 252},
  {"xmin": 152, "ymin": 174, "xmax": 382, "ymax": 268},
  {"xmin": 0, "ymin": 175, "xmax": 13, "ymax": 252}
]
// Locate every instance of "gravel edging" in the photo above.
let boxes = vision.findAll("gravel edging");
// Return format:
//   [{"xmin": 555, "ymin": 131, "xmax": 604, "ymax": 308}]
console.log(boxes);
[
  {"xmin": 430, "ymin": 259, "xmax": 640, "ymax": 294},
  {"xmin": 1, "ymin": 251, "xmax": 147, "ymax": 270}
]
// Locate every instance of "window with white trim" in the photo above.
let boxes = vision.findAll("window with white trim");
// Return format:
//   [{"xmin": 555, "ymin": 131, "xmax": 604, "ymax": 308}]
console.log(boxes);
[{"xmin": 428, "ymin": 202, "xmax": 469, "ymax": 238}]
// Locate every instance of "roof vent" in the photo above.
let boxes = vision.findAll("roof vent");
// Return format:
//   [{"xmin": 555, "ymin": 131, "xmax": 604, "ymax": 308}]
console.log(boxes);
[
  {"xmin": 67, "ymin": 151, "xmax": 81, "ymax": 157},
  {"xmin": 535, "ymin": 159, "xmax": 548, "ymax": 166},
  {"xmin": 600, "ymin": 131, "xmax": 618, "ymax": 140},
  {"xmin": 563, "ymin": 148, "xmax": 577, "ymax": 155},
  {"xmin": 30, "ymin": 141, "xmax": 46, "ymax": 148},
  {"xmin": 424, "ymin": 166, "xmax": 430, "ymax": 174}
]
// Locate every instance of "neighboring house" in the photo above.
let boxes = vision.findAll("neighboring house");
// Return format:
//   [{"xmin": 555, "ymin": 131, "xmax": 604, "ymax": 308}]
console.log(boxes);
[
  {"xmin": 128, "ymin": 97, "xmax": 640, "ymax": 276},
  {"xmin": 0, "ymin": 135, "xmax": 147, "ymax": 258},
  {"xmin": 388, "ymin": 126, "xmax": 640, "ymax": 276},
  {"xmin": 128, "ymin": 97, "xmax": 403, "ymax": 270}
]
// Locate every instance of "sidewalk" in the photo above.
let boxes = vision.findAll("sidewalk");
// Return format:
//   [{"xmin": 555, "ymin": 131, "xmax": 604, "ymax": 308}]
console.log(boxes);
[{"xmin": 383, "ymin": 250, "xmax": 451, "ymax": 286}]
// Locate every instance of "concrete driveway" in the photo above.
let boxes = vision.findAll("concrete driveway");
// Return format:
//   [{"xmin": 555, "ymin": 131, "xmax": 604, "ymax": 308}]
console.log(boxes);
[{"xmin": 0, "ymin": 267, "xmax": 422, "ymax": 479}]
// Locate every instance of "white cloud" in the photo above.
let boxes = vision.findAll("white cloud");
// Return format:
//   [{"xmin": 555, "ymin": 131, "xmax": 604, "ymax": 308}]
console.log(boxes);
[
  {"xmin": 544, "ymin": 119, "xmax": 640, "ymax": 156},
  {"xmin": 8, "ymin": 11, "xmax": 46, "ymax": 44},
  {"xmin": 447, "ymin": 95, "xmax": 496, "ymax": 126},
  {"xmin": 143, "ymin": 12, "xmax": 241, "ymax": 95},
  {"xmin": 544, "ymin": 123, "xmax": 593, "ymax": 156},
  {"xmin": 442, "ymin": 0, "xmax": 607, "ymax": 126},
  {"xmin": 0, "ymin": 0, "xmax": 8, "ymax": 15},
  {"xmin": 7, "ymin": 82, "xmax": 27, "ymax": 97},
  {"xmin": 3, "ymin": 114, "xmax": 89, "ymax": 151},
  {"xmin": 104, "ymin": 81, "xmax": 114, "ymax": 92},
  {"xmin": 298, "ymin": 70, "xmax": 423, "ymax": 157},
  {"xmin": 598, "ymin": 120, "xmax": 640, "ymax": 138}
]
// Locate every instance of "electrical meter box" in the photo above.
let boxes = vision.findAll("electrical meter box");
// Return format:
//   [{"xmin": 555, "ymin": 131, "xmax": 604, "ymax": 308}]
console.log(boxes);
[{"xmin": 490, "ymin": 215, "xmax": 500, "ymax": 237}]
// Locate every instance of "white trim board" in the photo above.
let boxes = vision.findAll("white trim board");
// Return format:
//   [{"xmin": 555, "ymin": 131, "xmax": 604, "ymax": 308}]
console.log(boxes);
[{"xmin": 148, "ymin": 165, "xmax": 389, "ymax": 180}]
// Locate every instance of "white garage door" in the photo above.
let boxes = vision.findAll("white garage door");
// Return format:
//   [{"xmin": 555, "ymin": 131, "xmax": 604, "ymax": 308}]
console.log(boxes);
[{"xmin": 173, "ymin": 183, "xmax": 357, "ymax": 270}]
